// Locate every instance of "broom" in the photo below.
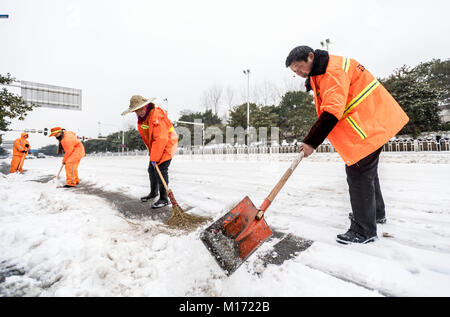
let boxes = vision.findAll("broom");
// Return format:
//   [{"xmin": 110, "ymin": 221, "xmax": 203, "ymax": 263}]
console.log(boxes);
[{"xmin": 154, "ymin": 163, "xmax": 210, "ymax": 230}]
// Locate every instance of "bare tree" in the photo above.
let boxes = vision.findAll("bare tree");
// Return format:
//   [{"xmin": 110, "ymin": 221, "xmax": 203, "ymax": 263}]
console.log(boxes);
[
  {"xmin": 254, "ymin": 80, "xmax": 281, "ymax": 106},
  {"xmin": 237, "ymin": 86, "xmax": 248, "ymax": 106},
  {"xmin": 283, "ymin": 75, "xmax": 305, "ymax": 93},
  {"xmin": 224, "ymin": 85, "xmax": 236, "ymax": 118},
  {"xmin": 269, "ymin": 83, "xmax": 284, "ymax": 106},
  {"xmin": 201, "ymin": 85, "xmax": 223, "ymax": 114}
]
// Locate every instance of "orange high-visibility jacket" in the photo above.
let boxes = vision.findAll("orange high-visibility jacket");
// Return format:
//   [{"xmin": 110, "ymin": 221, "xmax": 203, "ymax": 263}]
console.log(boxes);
[
  {"xmin": 137, "ymin": 107, "xmax": 178, "ymax": 164},
  {"xmin": 12, "ymin": 133, "xmax": 30, "ymax": 157},
  {"xmin": 60, "ymin": 131, "xmax": 86, "ymax": 164},
  {"xmin": 310, "ymin": 55, "xmax": 409, "ymax": 165}
]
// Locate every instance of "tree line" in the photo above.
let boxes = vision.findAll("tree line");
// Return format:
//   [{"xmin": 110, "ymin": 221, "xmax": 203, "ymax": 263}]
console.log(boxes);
[
  {"xmin": 178, "ymin": 58, "xmax": 449, "ymax": 144},
  {"xmin": 380, "ymin": 58, "xmax": 449, "ymax": 138}
]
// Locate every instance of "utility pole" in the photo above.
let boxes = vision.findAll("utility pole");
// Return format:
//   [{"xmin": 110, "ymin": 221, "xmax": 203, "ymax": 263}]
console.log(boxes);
[
  {"xmin": 121, "ymin": 130, "xmax": 125, "ymax": 153},
  {"xmin": 97, "ymin": 121, "xmax": 102, "ymax": 138},
  {"xmin": 243, "ymin": 69, "xmax": 251, "ymax": 132}
]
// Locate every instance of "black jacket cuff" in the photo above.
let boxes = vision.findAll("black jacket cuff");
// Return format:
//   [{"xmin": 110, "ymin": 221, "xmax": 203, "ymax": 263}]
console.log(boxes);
[{"xmin": 302, "ymin": 111, "xmax": 338, "ymax": 149}]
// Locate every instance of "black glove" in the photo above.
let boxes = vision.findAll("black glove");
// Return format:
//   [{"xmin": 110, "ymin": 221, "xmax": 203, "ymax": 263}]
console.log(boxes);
[
  {"xmin": 25, "ymin": 144, "xmax": 30, "ymax": 148},
  {"xmin": 22, "ymin": 150, "xmax": 27, "ymax": 153}
]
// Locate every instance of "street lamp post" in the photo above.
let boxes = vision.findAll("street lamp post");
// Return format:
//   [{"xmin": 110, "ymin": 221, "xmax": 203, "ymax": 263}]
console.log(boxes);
[
  {"xmin": 97, "ymin": 121, "xmax": 102, "ymax": 138},
  {"xmin": 121, "ymin": 130, "xmax": 124, "ymax": 153},
  {"xmin": 243, "ymin": 69, "xmax": 251, "ymax": 132}
]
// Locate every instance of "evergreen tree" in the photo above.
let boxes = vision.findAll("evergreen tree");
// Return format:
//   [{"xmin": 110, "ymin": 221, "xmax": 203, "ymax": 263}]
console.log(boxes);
[
  {"xmin": 381, "ymin": 65, "xmax": 442, "ymax": 138},
  {"xmin": 177, "ymin": 109, "xmax": 224, "ymax": 145},
  {"xmin": 251, "ymin": 105, "xmax": 279, "ymax": 130},
  {"xmin": 0, "ymin": 73, "xmax": 35, "ymax": 134},
  {"xmin": 414, "ymin": 59, "xmax": 450, "ymax": 105},
  {"xmin": 124, "ymin": 128, "xmax": 147, "ymax": 151},
  {"xmin": 82, "ymin": 128, "xmax": 146, "ymax": 154},
  {"xmin": 83, "ymin": 138, "xmax": 107, "ymax": 154},
  {"xmin": 227, "ymin": 103, "xmax": 259, "ymax": 128},
  {"xmin": 276, "ymin": 91, "xmax": 316, "ymax": 141}
]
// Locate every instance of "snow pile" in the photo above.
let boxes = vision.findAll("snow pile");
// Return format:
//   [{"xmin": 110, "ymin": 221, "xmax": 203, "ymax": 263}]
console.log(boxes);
[{"xmin": 1, "ymin": 152, "xmax": 450, "ymax": 296}]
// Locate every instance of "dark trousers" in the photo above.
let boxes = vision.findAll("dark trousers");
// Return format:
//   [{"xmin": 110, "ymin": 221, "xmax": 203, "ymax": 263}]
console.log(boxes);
[
  {"xmin": 148, "ymin": 159, "xmax": 171, "ymax": 199},
  {"xmin": 346, "ymin": 147, "xmax": 385, "ymax": 238}
]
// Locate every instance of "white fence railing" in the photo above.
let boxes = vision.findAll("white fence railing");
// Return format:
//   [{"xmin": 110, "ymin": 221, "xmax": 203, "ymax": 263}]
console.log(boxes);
[{"xmin": 87, "ymin": 139, "xmax": 450, "ymax": 157}]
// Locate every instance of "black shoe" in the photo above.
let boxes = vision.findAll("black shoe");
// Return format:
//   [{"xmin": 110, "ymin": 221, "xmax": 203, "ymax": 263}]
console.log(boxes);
[
  {"xmin": 140, "ymin": 192, "xmax": 158, "ymax": 202},
  {"xmin": 336, "ymin": 230, "xmax": 377, "ymax": 245},
  {"xmin": 151, "ymin": 198, "xmax": 169, "ymax": 209},
  {"xmin": 348, "ymin": 212, "xmax": 386, "ymax": 224}
]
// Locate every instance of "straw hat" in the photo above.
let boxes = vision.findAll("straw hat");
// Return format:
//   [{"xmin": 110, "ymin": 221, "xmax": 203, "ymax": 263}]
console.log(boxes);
[{"xmin": 121, "ymin": 95, "xmax": 157, "ymax": 116}]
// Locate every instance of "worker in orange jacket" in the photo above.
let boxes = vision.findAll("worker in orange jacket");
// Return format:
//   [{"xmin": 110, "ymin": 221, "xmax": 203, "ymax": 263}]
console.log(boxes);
[
  {"xmin": 286, "ymin": 46, "xmax": 409, "ymax": 245},
  {"xmin": 10, "ymin": 132, "xmax": 30, "ymax": 173},
  {"xmin": 49, "ymin": 127, "xmax": 86, "ymax": 187},
  {"xmin": 122, "ymin": 95, "xmax": 178, "ymax": 209}
]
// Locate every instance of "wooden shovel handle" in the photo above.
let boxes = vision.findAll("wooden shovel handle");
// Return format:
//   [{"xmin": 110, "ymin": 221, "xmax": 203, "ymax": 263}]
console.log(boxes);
[
  {"xmin": 256, "ymin": 151, "xmax": 305, "ymax": 219},
  {"xmin": 18, "ymin": 153, "xmax": 26, "ymax": 171},
  {"xmin": 56, "ymin": 164, "xmax": 64, "ymax": 179},
  {"xmin": 267, "ymin": 151, "xmax": 304, "ymax": 202},
  {"xmin": 154, "ymin": 163, "xmax": 170, "ymax": 192}
]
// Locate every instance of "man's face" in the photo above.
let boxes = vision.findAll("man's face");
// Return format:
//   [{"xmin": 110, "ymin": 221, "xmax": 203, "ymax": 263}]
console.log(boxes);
[{"xmin": 289, "ymin": 52, "xmax": 314, "ymax": 78}]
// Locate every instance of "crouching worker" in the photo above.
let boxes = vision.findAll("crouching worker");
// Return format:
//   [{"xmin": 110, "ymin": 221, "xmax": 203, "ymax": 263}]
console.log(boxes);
[
  {"xmin": 121, "ymin": 95, "xmax": 178, "ymax": 209},
  {"xmin": 10, "ymin": 132, "xmax": 30, "ymax": 173},
  {"xmin": 49, "ymin": 127, "xmax": 86, "ymax": 188}
]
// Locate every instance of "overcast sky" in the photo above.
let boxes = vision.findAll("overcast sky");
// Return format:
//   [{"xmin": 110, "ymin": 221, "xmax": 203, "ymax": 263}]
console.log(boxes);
[{"xmin": 1, "ymin": 0, "xmax": 449, "ymax": 148}]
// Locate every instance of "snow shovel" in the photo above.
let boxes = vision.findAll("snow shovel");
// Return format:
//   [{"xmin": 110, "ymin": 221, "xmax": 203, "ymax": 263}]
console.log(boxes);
[
  {"xmin": 52, "ymin": 164, "xmax": 64, "ymax": 186},
  {"xmin": 200, "ymin": 151, "xmax": 305, "ymax": 275},
  {"xmin": 56, "ymin": 164, "xmax": 64, "ymax": 179}
]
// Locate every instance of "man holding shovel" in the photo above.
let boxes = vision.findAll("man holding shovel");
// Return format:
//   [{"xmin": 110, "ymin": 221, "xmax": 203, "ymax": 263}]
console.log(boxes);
[
  {"xmin": 49, "ymin": 127, "xmax": 85, "ymax": 188},
  {"xmin": 285, "ymin": 46, "xmax": 409, "ymax": 244},
  {"xmin": 121, "ymin": 95, "xmax": 178, "ymax": 209},
  {"xmin": 9, "ymin": 132, "xmax": 30, "ymax": 173}
]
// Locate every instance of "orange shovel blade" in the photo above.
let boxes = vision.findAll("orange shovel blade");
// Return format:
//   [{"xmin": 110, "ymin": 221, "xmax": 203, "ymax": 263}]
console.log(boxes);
[{"xmin": 200, "ymin": 196, "xmax": 273, "ymax": 275}]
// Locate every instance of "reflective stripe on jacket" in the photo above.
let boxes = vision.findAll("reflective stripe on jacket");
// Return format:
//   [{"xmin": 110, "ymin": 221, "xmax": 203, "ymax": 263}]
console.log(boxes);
[
  {"xmin": 310, "ymin": 55, "xmax": 409, "ymax": 165},
  {"xmin": 137, "ymin": 107, "xmax": 178, "ymax": 164}
]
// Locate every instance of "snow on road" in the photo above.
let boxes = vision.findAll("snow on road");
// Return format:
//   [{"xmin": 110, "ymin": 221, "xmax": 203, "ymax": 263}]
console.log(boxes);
[{"xmin": 1, "ymin": 152, "xmax": 450, "ymax": 296}]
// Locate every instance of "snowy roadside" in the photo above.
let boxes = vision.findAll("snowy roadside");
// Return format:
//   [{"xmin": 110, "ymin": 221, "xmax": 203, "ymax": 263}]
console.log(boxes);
[{"xmin": 1, "ymin": 152, "xmax": 450, "ymax": 296}]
